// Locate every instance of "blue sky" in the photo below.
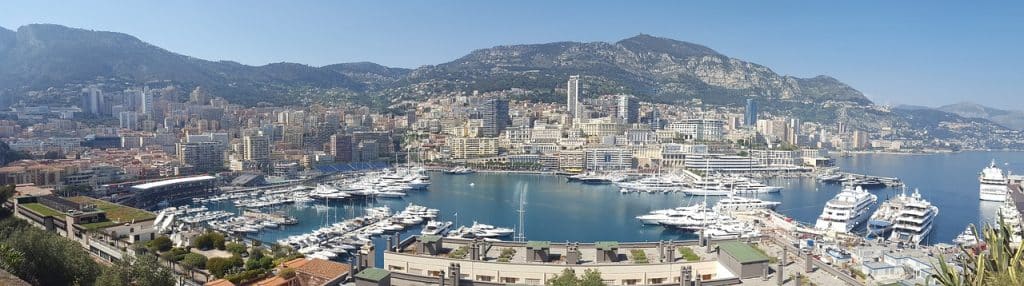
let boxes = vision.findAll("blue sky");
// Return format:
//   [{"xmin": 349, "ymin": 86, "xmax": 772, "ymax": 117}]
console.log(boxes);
[{"xmin": 1, "ymin": 1, "xmax": 1022, "ymax": 109}]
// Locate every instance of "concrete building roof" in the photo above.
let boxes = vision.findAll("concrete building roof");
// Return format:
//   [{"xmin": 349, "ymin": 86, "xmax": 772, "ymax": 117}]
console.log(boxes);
[
  {"xmin": 355, "ymin": 268, "xmax": 390, "ymax": 282},
  {"xmin": 718, "ymin": 241, "xmax": 769, "ymax": 264}
]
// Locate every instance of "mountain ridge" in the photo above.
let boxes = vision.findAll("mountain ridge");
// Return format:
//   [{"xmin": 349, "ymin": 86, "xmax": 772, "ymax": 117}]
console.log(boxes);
[
  {"xmin": 937, "ymin": 102, "xmax": 1024, "ymax": 130},
  {"xmin": 0, "ymin": 24, "xmax": 869, "ymax": 107}
]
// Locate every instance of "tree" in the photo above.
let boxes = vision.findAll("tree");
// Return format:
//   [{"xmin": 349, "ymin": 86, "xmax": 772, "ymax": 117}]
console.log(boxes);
[
  {"xmin": 0, "ymin": 244, "xmax": 23, "ymax": 273},
  {"xmin": 96, "ymin": 254, "xmax": 175, "ymax": 286},
  {"xmin": 192, "ymin": 234, "xmax": 214, "ymax": 250},
  {"xmin": 934, "ymin": 221, "xmax": 1024, "ymax": 286},
  {"xmin": 547, "ymin": 268, "xmax": 606, "ymax": 286},
  {"xmin": 182, "ymin": 253, "xmax": 208, "ymax": 269},
  {"xmin": 147, "ymin": 236, "xmax": 173, "ymax": 252},
  {"xmin": 207, "ymin": 257, "xmax": 235, "ymax": 278},
  {"xmin": 226, "ymin": 242, "xmax": 247, "ymax": 255},
  {"xmin": 1, "ymin": 225, "xmax": 101, "ymax": 286},
  {"xmin": 278, "ymin": 268, "xmax": 296, "ymax": 279}
]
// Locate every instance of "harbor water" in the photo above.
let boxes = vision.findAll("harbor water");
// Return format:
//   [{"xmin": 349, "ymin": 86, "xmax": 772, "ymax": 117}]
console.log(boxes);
[{"xmin": 201, "ymin": 151, "xmax": 1024, "ymax": 265}]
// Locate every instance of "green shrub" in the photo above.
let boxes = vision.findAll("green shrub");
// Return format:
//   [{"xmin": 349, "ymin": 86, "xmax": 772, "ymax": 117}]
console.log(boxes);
[
  {"xmin": 630, "ymin": 249, "xmax": 648, "ymax": 264},
  {"xmin": 678, "ymin": 247, "xmax": 699, "ymax": 262}
]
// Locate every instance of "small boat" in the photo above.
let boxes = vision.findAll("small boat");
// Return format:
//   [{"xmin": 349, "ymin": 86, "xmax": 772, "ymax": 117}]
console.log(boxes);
[
  {"xmin": 953, "ymin": 224, "xmax": 981, "ymax": 247},
  {"xmin": 421, "ymin": 220, "xmax": 453, "ymax": 236}
]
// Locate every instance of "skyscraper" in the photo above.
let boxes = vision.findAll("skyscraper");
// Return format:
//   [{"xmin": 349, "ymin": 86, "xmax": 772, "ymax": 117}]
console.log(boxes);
[
  {"xmin": 744, "ymin": 99, "xmax": 758, "ymax": 126},
  {"xmin": 566, "ymin": 75, "xmax": 580, "ymax": 119},
  {"xmin": 138, "ymin": 88, "xmax": 153, "ymax": 116},
  {"xmin": 616, "ymin": 95, "xmax": 639, "ymax": 124},
  {"xmin": 243, "ymin": 134, "xmax": 271, "ymax": 162},
  {"xmin": 177, "ymin": 141, "xmax": 224, "ymax": 173},
  {"xmin": 478, "ymin": 98, "xmax": 510, "ymax": 137},
  {"xmin": 328, "ymin": 134, "xmax": 353, "ymax": 162},
  {"xmin": 80, "ymin": 86, "xmax": 105, "ymax": 115}
]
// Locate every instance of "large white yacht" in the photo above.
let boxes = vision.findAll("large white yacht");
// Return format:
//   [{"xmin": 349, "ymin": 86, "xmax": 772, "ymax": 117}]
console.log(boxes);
[
  {"xmin": 996, "ymin": 197, "xmax": 1024, "ymax": 245},
  {"xmin": 635, "ymin": 203, "xmax": 706, "ymax": 225},
  {"xmin": 617, "ymin": 176, "xmax": 686, "ymax": 193},
  {"xmin": 815, "ymin": 186, "xmax": 878, "ymax": 233},
  {"xmin": 889, "ymin": 189, "xmax": 939, "ymax": 245},
  {"xmin": 681, "ymin": 179, "xmax": 732, "ymax": 196},
  {"xmin": 979, "ymin": 160, "xmax": 1009, "ymax": 202},
  {"xmin": 712, "ymin": 196, "xmax": 781, "ymax": 213}
]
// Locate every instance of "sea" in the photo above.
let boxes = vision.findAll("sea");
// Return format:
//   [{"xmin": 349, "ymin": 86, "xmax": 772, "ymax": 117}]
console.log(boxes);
[{"xmin": 199, "ymin": 151, "xmax": 1024, "ymax": 265}]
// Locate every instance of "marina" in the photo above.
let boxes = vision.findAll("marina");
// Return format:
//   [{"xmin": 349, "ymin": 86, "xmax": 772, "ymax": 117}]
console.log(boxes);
[{"xmin": 154, "ymin": 151, "xmax": 1024, "ymax": 269}]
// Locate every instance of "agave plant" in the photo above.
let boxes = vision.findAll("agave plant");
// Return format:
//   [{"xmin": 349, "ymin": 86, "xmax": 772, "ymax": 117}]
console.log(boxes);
[{"xmin": 933, "ymin": 219, "xmax": 1024, "ymax": 286}]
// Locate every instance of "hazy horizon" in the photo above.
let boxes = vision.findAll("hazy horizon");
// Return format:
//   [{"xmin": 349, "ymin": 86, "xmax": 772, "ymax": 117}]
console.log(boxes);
[{"xmin": 1, "ymin": 1, "xmax": 1022, "ymax": 109}]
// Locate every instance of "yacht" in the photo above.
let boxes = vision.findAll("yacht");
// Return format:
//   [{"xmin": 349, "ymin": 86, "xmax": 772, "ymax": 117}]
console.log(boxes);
[
  {"xmin": 659, "ymin": 205, "xmax": 726, "ymax": 231},
  {"xmin": 421, "ymin": 220, "xmax": 453, "ymax": 236},
  {"xmin": 682, "ymin": 179, "xmax": 732, "ymax": 196},
  {"xmin": 979, "ymin": 160, "xmax": 1009, "ymax": 202},
  {"xmin": 866, "ymin": 194, "xmax": 904, "ymax": 239},
  {"xmin": 375, "ymin": 191, "xmax": 407, "ymax": 198},
  {"xmin": 815, "ymin": 186, "xmax": 878, "ymax": 233},
  {"xmin": 617, "ymin": 176, "xmax": 686, "ymax": 193},
  {"xmin": 702, "ymin": 218, "xmax": 761, "ymax": 240},
  {"xmin": 952, "ymin": 224, "xmax": 981, "ymax": 247},
  {"xmin": 729, "ymin": 178, "xmax": 783, "ymax": 194},
  {"xmin": 712, "ymin": 196, "xmax": 781, "ymax": 213},
  {"xmin": 635, "ymin": 203, "xmax": 705, "ymax": 225},
  {"xmin": 996, "ymin": 198, "xmax": 1024, "ymax": 245},
  {"xmin": 310, "ymin": 184, "xmax": 351, "ymax": 200},
  {"xmin": 443, "ymin": 166, "xmax": 475, "ymax": 175},
  {"xmin": 889, "ymin": 189, "xmax": 939, "ymax": 245}
]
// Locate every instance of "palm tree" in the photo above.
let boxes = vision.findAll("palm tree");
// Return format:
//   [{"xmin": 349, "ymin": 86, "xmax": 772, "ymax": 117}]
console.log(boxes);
[{"xmin": 933, "ymin": 220, "xmax": 1024, "ymax": 285}]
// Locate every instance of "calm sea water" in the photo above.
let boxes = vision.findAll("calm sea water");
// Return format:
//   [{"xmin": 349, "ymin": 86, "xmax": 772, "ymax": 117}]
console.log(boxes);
[{"xmin": 201, "ymin": 151, "xmax": 1024, "ymax": 265}]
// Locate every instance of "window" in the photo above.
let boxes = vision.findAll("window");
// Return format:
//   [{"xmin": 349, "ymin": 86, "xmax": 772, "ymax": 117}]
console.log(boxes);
[
  {"xmin": 388, "ymin": 265, "xmax": 404, "ymax": 271},
  {"xmin": 476, "ymin": 275, "xmax": 493, "ymax": 282},
  {"xmin": 525, "ymin": 278, "xmax": 541, "ymax": 285},
  {"xmin": 427, "ymin": 270, "xmax": 443, "ymax": 277},
  {"xmin": 622, "ymin": 279, "xmax": 640, "ymax": 285},
  {"xmin": 500, "ymin": 277, "xmax": 519, "ymax": 284},
  {"xmin": 408, "ymin": 268, "xmax": 422, "ymax": 275},
  {"xmin": 648, "ymin": 278, "xmax": 666, "ymax": 284}
]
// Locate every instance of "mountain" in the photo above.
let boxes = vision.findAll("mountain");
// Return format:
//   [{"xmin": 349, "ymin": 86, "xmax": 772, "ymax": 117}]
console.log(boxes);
[
  {"xmin": 0, "ymin": 24, "xmax": 365, "ymax": 105},
  {"xmin": 399, "ymin": 34, "xmax": 871, "ymax": 105},
  {"xmin": 0, "ymin": 26, "xmax": 869, "ymax": 108},
  {"xmin": 938, "ymin": 102, "xmax": 1024, "ymax": 130}
]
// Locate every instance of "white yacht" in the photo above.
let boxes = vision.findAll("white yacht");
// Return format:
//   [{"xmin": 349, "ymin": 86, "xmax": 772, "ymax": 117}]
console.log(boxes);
[
  {"xmin": 659, "ymin": 205, "xmax": 726, "ymax": 231},
  {"xmin": 682, "ymin": 179, "xmax": 732, "ymax": 196},
  {"xmin": 979, "ymin": 160, "xmax": 1009, "ymax": 202},
  {"xmin": 888, "ymin": 189, "xmax": 939, "ymax": 245},
  {"xmin": 421, "ymin": 220, "xmax": 453, "ymax": 236},
  {"xmin": 952, "ymin": 224, "xmax": 980, "ymax": 247},
  {"xmin": 815, "ymin": 186, "xmax": 878, "ymax": 233},
  {"xmin": 617, "ymin": 176, "xmax": 686, "ymax": 193},
  {"xmin": 635, "ymin": 203, "xmax": 705, "ymax": 225},
  {"xmin": 996, "ymin": 197, "xmax": 1024, "ymax": 245},
  {"xmin": 730, "ymin": 178, "xmax": 783, "ymax": 194},
  {"xmin": 713, "ymin": 196, "xmax": 781, "ymax": 213}
]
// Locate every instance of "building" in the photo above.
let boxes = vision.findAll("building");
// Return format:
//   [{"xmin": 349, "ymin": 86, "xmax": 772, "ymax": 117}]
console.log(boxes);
[
  {"xmin": 118, "ymin": 111, "xmax": 139, "ymax": 130},
  {"xmin": 667, "ymin": 119, "xmax": 724, "ymax": 141},
  {"xmin": 80, "ymin": 86, "xmax": 105, "ymax": 115},
  {"xmin": 383, "ymin": 236, "xmax": 738, "ymax": 286},
  {"xmin": 277, "ymin": 258, "xmax": 351, "ymax": 286},
  {"xmin": 583, "ymin": 147, "xmax": 632, "ymax": 171},
  {"xmin": 566, "ymin": 75, "xmax": 580, "ymax": 120},
  {"xmin": 477, "ymin": 98, "xmax": 510, "ymax": 137},
  {"xmin": 243, "ymin": 134, "xmax": 272, "ymax": 168},
  {"xmin": 11, "ymin": 195, "xmax": 156, "ymax": 262},
  {"xmin": 744, "ymin": 99, "xmax": 758, "ymax": 126},
  {"xmin": 127, "ymin": 175, "xmax": 217, "ymax": 209},
  {"xmin": 177, "ymin": 141, "xmax": 224, "ymax": 173},
  {"xmin": 447, "ymin": 137, "xmax": 498, "ymax": 159},
  {"xmin": 329, "ymin": 134, "xmax": 354, "ymax": 162},
  {"xmin": 354, "ymin": 268, "xmax": 390, "ymax": 286},
  {"xmin": 616, "ymin": 95, "xmax": 639, "ymax": 124},
  {"xmin": 716, "ymin": 241, "xmax": 769, "ymax": 279}
]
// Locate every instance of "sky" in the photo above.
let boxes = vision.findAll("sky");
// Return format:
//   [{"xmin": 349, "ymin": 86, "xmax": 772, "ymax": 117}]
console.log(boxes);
[{"xmin": 1, "ymin": 1, "xmax": 1022, "ymax": 109}]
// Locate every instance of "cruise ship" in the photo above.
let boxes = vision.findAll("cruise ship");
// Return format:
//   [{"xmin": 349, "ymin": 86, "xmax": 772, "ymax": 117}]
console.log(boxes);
[
  {"xmin": 979, "ymin": 160, "xmax": 1009, "ymax": 202},
  {"xmin": 888, "ymin": 189, "xmax": 939, "ymax": 245},
  {"xmin": 815, "ymin": 186, "xmax": 878, "ymax": 233},
  {"xmin": 712, "ymin": 196, "xmax": 781, "ymax": 213}
]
